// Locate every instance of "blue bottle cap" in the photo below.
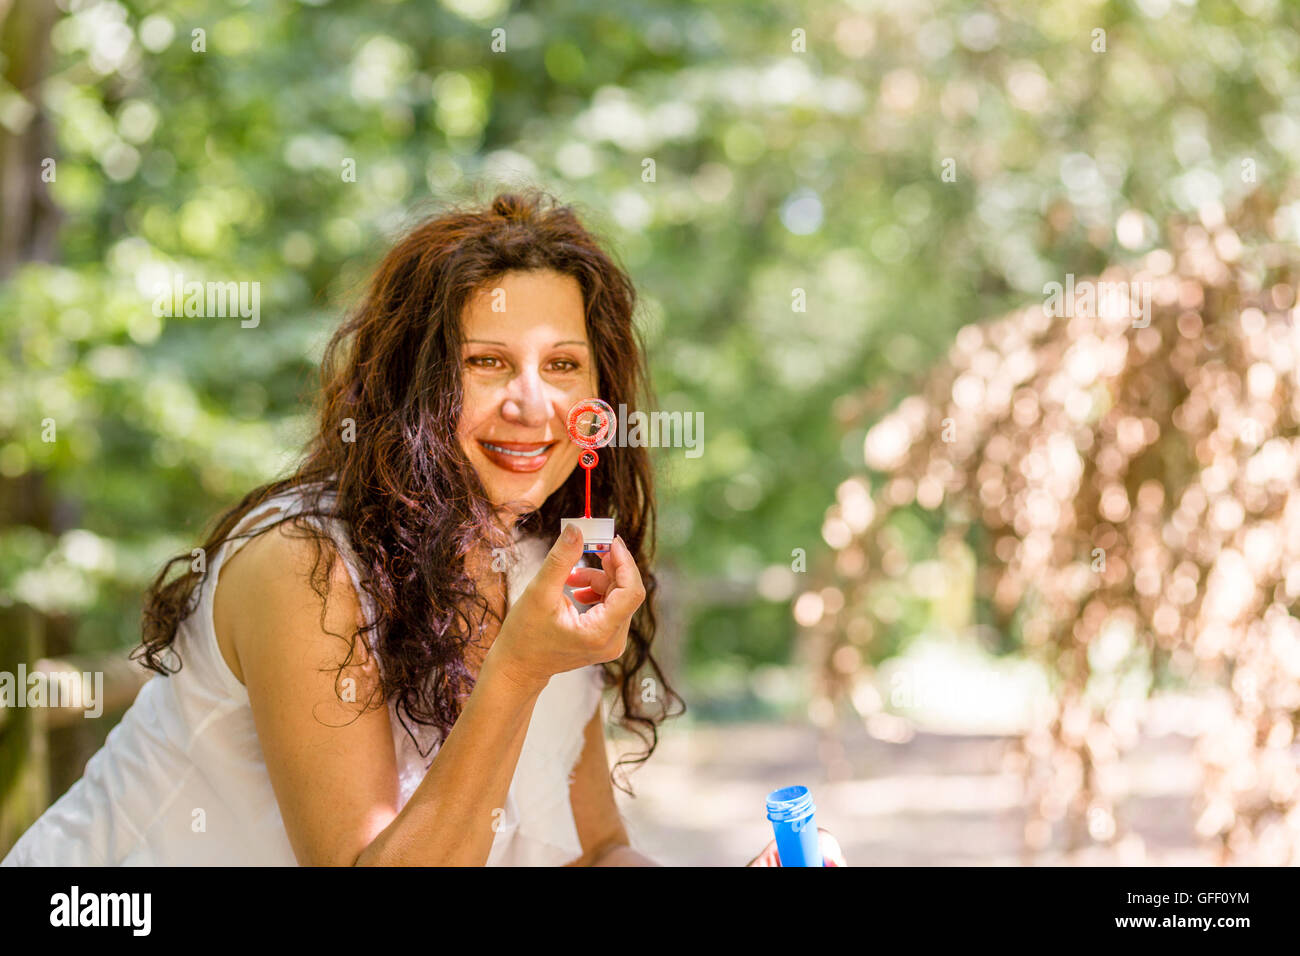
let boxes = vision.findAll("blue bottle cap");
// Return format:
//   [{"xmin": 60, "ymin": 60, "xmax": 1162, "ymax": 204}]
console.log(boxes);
[{"xmin": 766, "ymin": 784, "xmax": 816, "ymax": 822}]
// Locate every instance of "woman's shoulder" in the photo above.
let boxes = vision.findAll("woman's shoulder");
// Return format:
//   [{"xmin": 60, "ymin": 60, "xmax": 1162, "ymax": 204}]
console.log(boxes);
[
  {"xmin": 221, "ymin": 516, "xmax": 358, "ymax": 601},
  {"xmin": 212, "ymin": 504, "xmax": 375, "ymax": 687},
  {"xmin": 219, "ymin": 483, "xmax": 356, "ymax": 596},
  {"xmin": 218, "ymin": 482, "xmax": 357, "ymax": 588}
]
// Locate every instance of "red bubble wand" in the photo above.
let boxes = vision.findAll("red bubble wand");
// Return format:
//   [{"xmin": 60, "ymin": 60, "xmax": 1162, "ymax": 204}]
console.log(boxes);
[{"xmin": 561, "ymin": 399, "xmax": 616, "ymax": 554}]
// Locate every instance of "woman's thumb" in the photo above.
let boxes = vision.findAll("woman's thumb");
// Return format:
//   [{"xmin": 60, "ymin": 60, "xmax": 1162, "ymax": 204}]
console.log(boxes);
[{"xmin": 535, "ymin": 523, "xmax": 585, "ymax": 589}]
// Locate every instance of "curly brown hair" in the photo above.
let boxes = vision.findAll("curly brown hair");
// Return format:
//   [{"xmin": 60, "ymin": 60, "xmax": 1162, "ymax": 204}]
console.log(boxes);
[{"xmin": 134, "ymin": 188, "xmax": 685, "ymax": 794}]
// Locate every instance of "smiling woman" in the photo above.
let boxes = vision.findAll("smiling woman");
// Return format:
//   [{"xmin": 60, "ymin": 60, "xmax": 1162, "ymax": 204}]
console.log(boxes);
[
  {"xmin": 458, "ymin": 270, "xmax": 594, "ymax": 503},
  {"xmin": 1, "ymin": 189, "xmax": 685, "ymax": 867}
]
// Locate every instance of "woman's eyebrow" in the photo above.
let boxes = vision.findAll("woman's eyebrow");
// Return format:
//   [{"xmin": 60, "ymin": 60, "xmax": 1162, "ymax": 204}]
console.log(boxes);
[{"xmin": 464, "ymin": 338, "xmax": 589, "ymax": 349}]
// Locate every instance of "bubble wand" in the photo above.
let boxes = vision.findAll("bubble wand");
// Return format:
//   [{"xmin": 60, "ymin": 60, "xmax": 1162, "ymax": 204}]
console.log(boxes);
[{"xmin": 560, "ymin": 398, "xmax": 616, "ymax": 554}]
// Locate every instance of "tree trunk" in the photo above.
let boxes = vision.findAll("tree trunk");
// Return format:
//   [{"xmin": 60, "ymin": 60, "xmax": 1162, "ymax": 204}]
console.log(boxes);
[
  {"xmin": 0, "ymin": 0, "xmax": 62, "ymax": 277},
  {"xmin": 0, "ymin": 0, "xmax": 65, "ymax": 856}
]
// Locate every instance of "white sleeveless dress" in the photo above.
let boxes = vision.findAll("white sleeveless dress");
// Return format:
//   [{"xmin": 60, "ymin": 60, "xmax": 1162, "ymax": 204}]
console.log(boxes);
[{"xmin": 1, "ymin": 486, "xmax": 606, "ymax": 866}]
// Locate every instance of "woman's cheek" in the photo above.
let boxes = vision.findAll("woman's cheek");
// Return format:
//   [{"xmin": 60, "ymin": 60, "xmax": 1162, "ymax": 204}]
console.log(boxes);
[{"xmin": 554, "ymin": 448, "xmax": 579, "ymax": 489}]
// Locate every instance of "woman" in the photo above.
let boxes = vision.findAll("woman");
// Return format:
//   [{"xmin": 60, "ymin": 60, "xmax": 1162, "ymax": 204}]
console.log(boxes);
[{"xmin": 3, "ymin": 190, "xmax": 843, "ymax": 866}]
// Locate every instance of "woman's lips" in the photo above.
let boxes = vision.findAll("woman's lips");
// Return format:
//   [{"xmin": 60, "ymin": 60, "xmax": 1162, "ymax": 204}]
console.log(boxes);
[{"xmin": 477, "ymin": 440, "xmax": 557, "ymax": 473}]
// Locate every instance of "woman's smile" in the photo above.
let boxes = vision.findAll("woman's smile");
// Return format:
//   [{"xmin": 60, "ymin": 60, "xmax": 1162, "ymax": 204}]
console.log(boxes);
[{"xmin": 476, "ymin": 439, "xmax": 559, "ymax": 473}]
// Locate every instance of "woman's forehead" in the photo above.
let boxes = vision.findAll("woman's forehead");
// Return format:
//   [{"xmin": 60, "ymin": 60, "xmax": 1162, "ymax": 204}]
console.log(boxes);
[{"xmin": 461, "ymin": 271, "xmax": 588, "ymax": 342}]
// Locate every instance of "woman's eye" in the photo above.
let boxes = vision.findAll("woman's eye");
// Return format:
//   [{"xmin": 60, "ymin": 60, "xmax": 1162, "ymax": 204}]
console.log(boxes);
[{"xmin": 465, "ymin": 355, "xmax": 579, "ymax": 372}]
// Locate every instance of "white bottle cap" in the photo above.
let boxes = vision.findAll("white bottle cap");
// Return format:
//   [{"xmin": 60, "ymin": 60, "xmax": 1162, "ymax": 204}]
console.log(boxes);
[{"xmin": 561, "ymin": 517, "xmax": 615, "ymax": 553}]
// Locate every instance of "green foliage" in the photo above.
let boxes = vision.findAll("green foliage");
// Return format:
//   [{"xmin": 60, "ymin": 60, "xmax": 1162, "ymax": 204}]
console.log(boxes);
[{"xmin": 2, "ymin": 0, "xmax": 1298, "ymax": 683}]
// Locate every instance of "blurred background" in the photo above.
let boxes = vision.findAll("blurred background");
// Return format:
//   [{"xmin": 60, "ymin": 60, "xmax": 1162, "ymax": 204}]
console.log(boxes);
[{"xmin": 2, "ymin": 0, "xmax": 1299, "ymax": 865}]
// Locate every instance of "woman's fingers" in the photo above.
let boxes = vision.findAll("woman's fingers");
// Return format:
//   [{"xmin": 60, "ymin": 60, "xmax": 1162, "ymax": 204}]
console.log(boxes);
[
  {"xmin": 598, "ymin": 536, "xmax": 647, "ymax": 621},
  {"xmin": 571, "ymin": 587, "xmax": 605, "ymax": 604},
  {"xmin": 744, "ymin": 830, "xmax": 847, "ymax": 866},
  {"xmin": 566, "ymin": 564, "xmax": 616, "ymax": 605},
  {"xmin": 745, "ymin": 838, "xmax": 780, "ymax": 867},
  {"xmin": 563, "ymin": 540, "xmax": 639, "ymax": 599},
  {"xmin": 566, "ymin": 566, "xmax": 610, "ymax": 597},
  {"xmin": 571, "ymin": 537, "xmax": 645, "ymax": 638},
  {"xmin": 819, "ymin": 828, "xmax": 848, "ymax": 867}
]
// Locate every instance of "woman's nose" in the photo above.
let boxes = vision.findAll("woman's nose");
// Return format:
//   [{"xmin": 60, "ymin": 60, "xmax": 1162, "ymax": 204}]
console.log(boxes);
[{"xmin": 501, "ymin": 371, "xmax": 549, "ymax": 427}]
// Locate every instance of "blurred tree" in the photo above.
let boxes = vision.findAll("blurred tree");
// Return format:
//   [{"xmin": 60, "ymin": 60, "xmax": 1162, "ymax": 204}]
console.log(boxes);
[
  {"xmin": 805, "ymin": 191, "xmax": 1300, "ymax": 864},
  {"xmin": 0, "ymin": 0, "xmax": 65, "ymax": 847}
]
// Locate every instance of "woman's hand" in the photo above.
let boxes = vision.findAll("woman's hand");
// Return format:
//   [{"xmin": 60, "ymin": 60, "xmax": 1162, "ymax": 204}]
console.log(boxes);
[
  {"xmin": 745, "ymin": 828, "xmax": 848, "ymax": 867},
  {"xmin": 485, "ymin": 524, "xmax": 645, "ymax": 693}
]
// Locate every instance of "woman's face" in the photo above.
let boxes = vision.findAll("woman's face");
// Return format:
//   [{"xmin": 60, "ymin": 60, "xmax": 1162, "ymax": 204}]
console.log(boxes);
[{"xmin": 456, "ymin": 269, "xmax": 597, "ymax": 522}]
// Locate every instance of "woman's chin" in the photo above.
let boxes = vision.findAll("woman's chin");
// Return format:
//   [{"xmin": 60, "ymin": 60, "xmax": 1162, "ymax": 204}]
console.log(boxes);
[
  {"xmin": 486, "ymin": 484, "xmax": 546, "ymax": 515},
  {"xmin": 477, "ymin": 459, "xmax": 570, "ymax": 516}
]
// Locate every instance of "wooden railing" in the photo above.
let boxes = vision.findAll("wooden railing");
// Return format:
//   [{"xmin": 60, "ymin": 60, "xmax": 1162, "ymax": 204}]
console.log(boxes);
[{"xmin": 0, "ymin": 604, "xmax": 151, "ymax": 855}]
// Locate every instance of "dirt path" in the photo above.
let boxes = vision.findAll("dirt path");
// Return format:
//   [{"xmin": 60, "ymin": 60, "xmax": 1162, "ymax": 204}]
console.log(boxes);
[{"xmin": 607, "ymin": 716, "xmax": 1214, "ymax": 866}]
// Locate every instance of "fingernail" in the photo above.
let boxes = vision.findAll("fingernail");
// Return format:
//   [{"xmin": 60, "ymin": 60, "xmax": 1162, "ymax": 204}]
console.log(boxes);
[{"xmin": 562, "ymin": 524, "xmax": 579, "ymax": 543}]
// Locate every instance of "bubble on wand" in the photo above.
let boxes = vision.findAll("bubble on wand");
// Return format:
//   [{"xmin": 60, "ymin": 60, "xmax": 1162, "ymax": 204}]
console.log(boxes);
[{"xmin": 562, "ymin": 399, "xmax": 615, "ymax": 554}]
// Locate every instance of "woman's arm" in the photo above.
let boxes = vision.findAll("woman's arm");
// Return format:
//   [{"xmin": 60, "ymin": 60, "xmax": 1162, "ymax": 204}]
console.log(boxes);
[
  {"xmin": 218, "ymin": 523, "xmax": 547, "ymax": 867},
  {"xmin": 564, "ymin": 696, "xmax": 661, "ymax": 867},
  {"xmin": 357, "ymin": 650, "xmax": 545, "ymax": 866}
]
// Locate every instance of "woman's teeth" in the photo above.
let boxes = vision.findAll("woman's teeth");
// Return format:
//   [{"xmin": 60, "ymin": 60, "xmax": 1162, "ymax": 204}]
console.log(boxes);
[{"xmin": 482, "ymin": 442, "xmax": 550, "ymax": 457}]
